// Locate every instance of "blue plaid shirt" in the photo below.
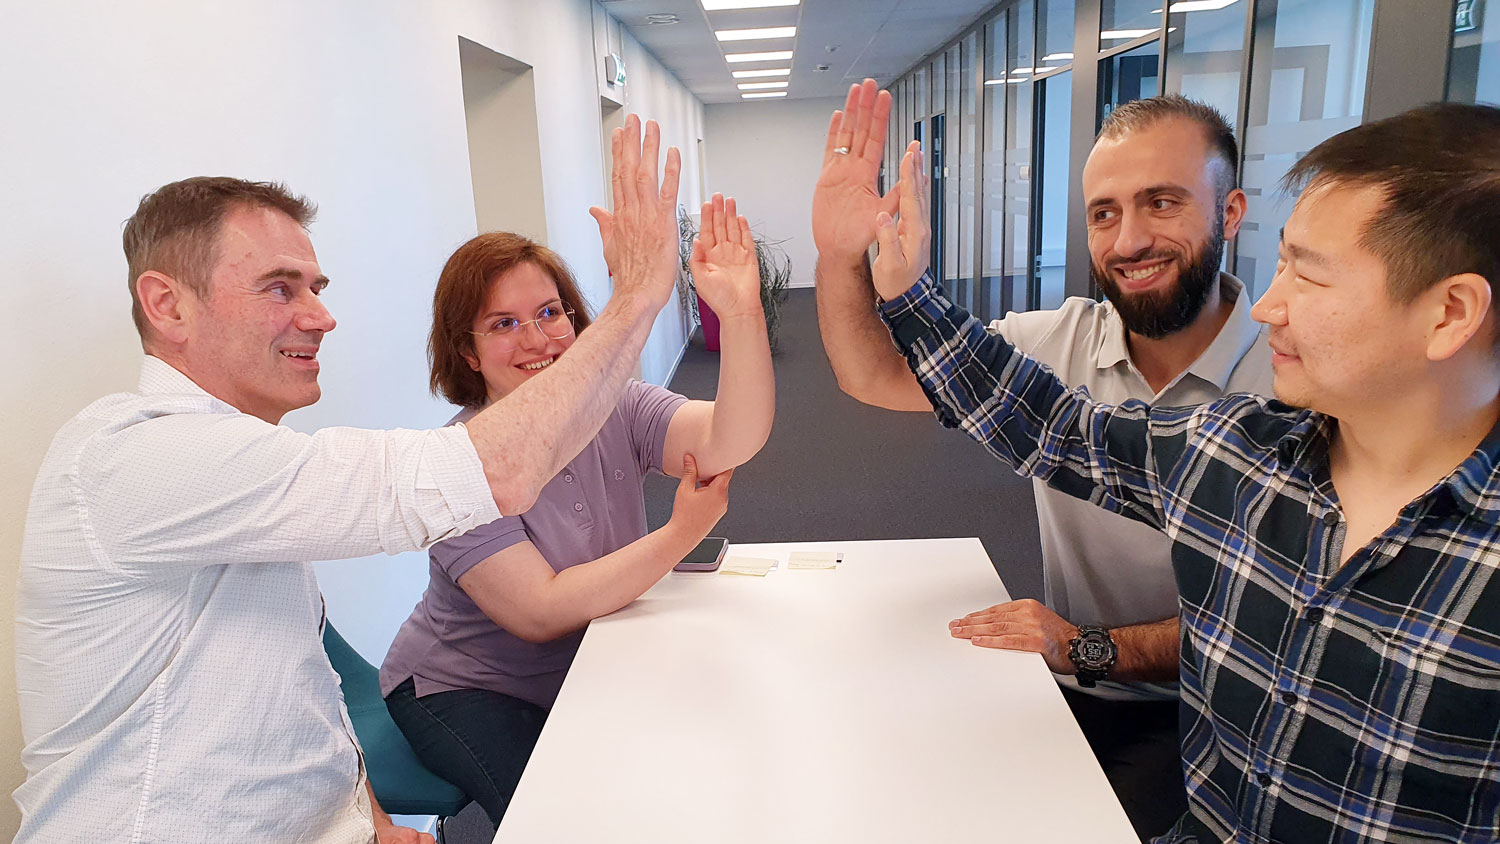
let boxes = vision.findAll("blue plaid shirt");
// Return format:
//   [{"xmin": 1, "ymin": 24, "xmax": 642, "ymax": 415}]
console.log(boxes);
[{"xmin": 881, "ymin": 273, "xmax": 1500, "ymax": 843}]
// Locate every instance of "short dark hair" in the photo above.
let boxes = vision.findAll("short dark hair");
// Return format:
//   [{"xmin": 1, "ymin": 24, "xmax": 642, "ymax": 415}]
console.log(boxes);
[
  {"xmin": 1282, "ymin": 102, "xmax": 1500, "ymax": 307},
  {"xmin": 1098, "ymin": 94, "xmax": 1239, "ymax": 198},
  {"xmin": 123, "ymin": 177, "xmax": 316, "ymax": 339},
  {"xmin": 429, "ymin": 232, "xmax": 595, "ymax": 409}
]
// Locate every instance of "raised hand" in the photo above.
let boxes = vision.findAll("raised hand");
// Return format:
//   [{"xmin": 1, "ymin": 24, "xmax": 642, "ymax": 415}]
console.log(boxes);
[
  {"xmin": 689, "ymin": 193, "xmax": 763, "ymax": 320},
  {"xmin": 668, "ymin": 454, "xmax": 732, "ymax": 541},
  {"xmin": 588, "ymin": 115, "xmax": 683, "ymax": 310},
  {"xmin": 811, "ymin": 79, "xmax": 901, "ymax": 264},
  {"xmin": 871, "ymin": 141, "xmax": 930, "ymax": 302},
  {"xmin": 948, "ymin": 598, "xmax": 1081, "ymax": 675}
]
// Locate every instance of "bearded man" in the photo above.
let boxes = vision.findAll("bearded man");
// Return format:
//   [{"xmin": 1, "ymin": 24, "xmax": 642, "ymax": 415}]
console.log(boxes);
[{"xmin": 812, "ymin": 88, "xmax": 1272, "ymax": 840}]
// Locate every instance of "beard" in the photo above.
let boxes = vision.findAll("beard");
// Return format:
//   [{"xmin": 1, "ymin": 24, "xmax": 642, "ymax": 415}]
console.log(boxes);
[{"xmin": 1090, "ymin": 216, "xmax": 1225, "ymax": 340}]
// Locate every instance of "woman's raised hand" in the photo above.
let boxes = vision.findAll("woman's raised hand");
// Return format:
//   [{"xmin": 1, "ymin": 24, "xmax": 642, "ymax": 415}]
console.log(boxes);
[{"xmin": 689, "ymin": 193, "xmax": 763, "ymax": 320}]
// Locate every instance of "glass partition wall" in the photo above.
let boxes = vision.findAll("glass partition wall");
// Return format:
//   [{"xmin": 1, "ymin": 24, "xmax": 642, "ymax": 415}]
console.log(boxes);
[{"xmin": 884, "ymin": 0, "xmax": 1441, "ymax": 319}]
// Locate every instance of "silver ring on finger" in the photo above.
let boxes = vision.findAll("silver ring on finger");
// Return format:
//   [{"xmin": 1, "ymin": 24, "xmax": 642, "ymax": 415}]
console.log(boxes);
[{"xmin": 833, "ymin": 146, "xmax": 851, "ymax": 155}]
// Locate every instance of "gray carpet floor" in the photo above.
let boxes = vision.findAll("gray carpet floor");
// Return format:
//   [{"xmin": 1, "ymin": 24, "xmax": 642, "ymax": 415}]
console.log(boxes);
[{"xmin": 439, "ymin": 288, "xmax": 1045, "ymax": 842}]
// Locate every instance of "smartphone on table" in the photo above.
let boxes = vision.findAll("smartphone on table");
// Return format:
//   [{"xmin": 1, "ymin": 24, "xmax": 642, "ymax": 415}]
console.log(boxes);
[{"xmin": 673, "ymin": 536, "xmax": 729, "ymax": 572}]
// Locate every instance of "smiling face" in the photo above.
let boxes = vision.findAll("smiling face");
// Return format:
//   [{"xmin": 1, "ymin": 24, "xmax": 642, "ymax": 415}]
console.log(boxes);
[
  {"xmin": 1249, "ymin": 182, "xmax": 1433, "ymax": 416},
  {"xmin": 1083, "ymin": 117, "xmax": 1244, "ymax": 338},
  {"xmin": 177, "ymin": 204, "xmax": 335, "ymax": 423},
  {"xmin": 462, "ymin": 261, "xmax": 577, "ymax": 403}
]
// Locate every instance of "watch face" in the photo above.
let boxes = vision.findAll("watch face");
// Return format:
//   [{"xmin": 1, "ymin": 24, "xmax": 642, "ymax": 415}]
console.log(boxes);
[{"xmin": 1081, "ymin": 638, "xmax": 1109, "ymax": 663}]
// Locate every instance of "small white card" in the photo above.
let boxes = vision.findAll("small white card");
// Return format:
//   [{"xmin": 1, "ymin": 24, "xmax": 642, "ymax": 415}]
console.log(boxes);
[
  {"xmin": 787, "ymin": 551, "xmax": 840, "ymax": 570},
  {"xmin": 720, "ymin": 556, "xmax": 777, "ymax": 577}
]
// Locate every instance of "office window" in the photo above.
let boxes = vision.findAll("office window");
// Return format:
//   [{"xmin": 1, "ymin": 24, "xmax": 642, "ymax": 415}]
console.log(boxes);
[
  {"xmin": 915, "ymin": 64, "xmax": 930, "ymax": 119},
  {"xmin": 1237, "ymin": 0, "xmax": 1374, "ymax": 298},
  {"xmin": 1035, "ymin": 68, "xmax": 1072, "ymax": 310},
  {"xmin": 982, "ymin": 12, "xmax": 1010, "ymax": 322},
  {"xmin": 932, "ymin": 51, "xmax": 947, "ymax": 116},
  {"xmin": 959, "ymin": 31, "xmax": 979, "ymax": 301},
  {"xmin": 943, "ymin": 43, "xmax": 962, "ymax": 292},
  {"xmin": 1100, "ymin": 37, "xmax": 1162, "ymax": 125},
  {"xmin": 1039, "ymin": 0, "xmax": 1076, "ymax": 64},
  {"xmin": 1450, "ymin": 0, "xmax": 1499, "ymax": 105},
  {"xmin": 1102, "ymin": 0, "xmax": 1162, "ymax": 36},
  {"xmin": 1006, "ymin": 2, "xmax": 1036, "ymax": 313},
  {"xmin": 1165, "ymin": 0, "xmax": 1247, "ymax": 131}
]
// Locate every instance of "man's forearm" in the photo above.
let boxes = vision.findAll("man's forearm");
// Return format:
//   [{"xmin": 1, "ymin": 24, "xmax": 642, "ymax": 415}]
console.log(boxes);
[
  {"xmin": 1108, "ymin": 617, "xmax": 1180, "ymax": 683},
  {"xmin": 698, "ymin": 308, "xmax": 775, "ymax": 477},
  {"xmin": 814, "ymin": 253, "xmax": 929, "ymax": 411},
  {"xmin": 468, "ymin": 292, "xmax": 657, "ymax": 513}
]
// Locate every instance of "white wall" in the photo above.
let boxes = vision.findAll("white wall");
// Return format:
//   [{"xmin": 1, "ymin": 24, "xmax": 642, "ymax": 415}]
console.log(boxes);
[
  {"xmin": 704, "ymin": 97, "xmax": 844, "ymax": 288},
  {"xmin": 0, "ymin": 2, "xmax": 702, "ymax": 836}
]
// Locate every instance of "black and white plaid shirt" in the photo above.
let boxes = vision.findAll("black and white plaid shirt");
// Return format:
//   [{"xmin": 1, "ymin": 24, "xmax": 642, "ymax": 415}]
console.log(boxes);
[{"xmin": 881, "ymin": 273, "xmax": 1500, "ymax": 843}]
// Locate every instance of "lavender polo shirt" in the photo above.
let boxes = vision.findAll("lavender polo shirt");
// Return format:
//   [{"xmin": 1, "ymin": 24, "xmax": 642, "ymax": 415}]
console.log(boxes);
[{"xmin": 380, "ymin": 380, "xmax": 688, "ymax": 707}]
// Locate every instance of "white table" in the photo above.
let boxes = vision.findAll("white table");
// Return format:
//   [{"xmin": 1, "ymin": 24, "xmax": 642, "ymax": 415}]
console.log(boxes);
[{"xmin": 494, "ymin": 538, "xmax": 1137, "ymax": 843}]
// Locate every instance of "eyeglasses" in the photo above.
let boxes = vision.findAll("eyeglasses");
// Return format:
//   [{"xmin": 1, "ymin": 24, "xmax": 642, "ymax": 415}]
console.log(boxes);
[{"xmin": 470, "ymin": 303, "xmax": 576, "ymax": 349}]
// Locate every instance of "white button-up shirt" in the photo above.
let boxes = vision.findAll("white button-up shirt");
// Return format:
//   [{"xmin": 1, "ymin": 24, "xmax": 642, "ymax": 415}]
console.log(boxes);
[{"xmin": 14, "ymin": 356, "xmax": 501, "ymax": 843}]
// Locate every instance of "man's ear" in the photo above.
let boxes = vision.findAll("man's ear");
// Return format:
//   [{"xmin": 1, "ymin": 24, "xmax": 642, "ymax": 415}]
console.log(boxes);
[
  {"xmin": 1425, "ymin": 272, "xmax": 1492, "ymax": 362},
  {"xmin": 136, "ymin": 271, "xmax": 193, "ymax": 345},
  {"xmin": 1221, "ymin": 188, "xmax": 1248, "ymax": 241}
]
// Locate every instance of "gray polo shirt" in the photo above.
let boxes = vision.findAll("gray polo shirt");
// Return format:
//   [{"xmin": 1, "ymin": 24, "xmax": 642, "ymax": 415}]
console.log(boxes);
[
  {"xmin": 989, "ymin": 273, "xmax": 1273, "ymax": 702},
  {"xmin": 380, "ymin": 379, "xmax": 687, "ymax": 707}
]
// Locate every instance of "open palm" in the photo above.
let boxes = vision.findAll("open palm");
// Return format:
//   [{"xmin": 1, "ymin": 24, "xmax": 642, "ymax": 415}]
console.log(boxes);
[
  {"xmin": 690, "ymin": 193, "xmax": 762, "ymax": 319},
  {"xmin": 811, "ymin": 79, "xmax": 900, "ymax": 261}
]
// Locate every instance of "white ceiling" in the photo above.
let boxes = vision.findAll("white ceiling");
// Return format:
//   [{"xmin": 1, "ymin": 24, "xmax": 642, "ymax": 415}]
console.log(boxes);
[{"xmin": 601, "ymin": 0, "xmax": 999, "ymax": 104}]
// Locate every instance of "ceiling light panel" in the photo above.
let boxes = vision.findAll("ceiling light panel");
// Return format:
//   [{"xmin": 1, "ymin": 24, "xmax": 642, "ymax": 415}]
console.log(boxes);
[
  {"xmin": 716, "ymin": 27, "xmax": 796, "ymax": 41},
  {"xmin": 1169, "ymin": 0, "xmax": 1238, "ymax": 11},
  {"xmin": 703, "ymin": 0, "xmax": 799, "ymax": 9},
  {"xmin": 742, "ymin": 91, "xmax": 788, "ymax": 98},
  {"xmin": 732, "ymin": 68, "xmax": 791, "ymax": 78},
  {"xmin": 737, "ymin": 81, "xmax": 789, "ymax": 89},
  {"xmin": 725, "ymin": 50, "xmax": 794, "ymax": 63}
]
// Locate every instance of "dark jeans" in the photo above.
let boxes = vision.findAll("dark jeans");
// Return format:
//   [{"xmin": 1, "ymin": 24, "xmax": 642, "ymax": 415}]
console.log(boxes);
[
  {"xmin": 384, "ymin": 677, "xmax": 550, "ymax": 829},
  {"xmin": 1061, "ymin": 686, "xmax": 1188, "ymax": 842}
]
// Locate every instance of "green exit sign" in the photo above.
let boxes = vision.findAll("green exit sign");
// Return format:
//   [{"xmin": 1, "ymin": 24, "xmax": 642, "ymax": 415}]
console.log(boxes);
[{"xmin": 1456, "ymin": 0, "xmax": 1481, "ymax": 32}]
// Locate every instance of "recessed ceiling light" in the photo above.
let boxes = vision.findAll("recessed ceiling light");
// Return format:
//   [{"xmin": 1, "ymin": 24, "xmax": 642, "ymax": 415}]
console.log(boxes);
[
  {"xmin": 1042, "ymin": 52, "xmax": 1073, "ymax": 61},
  {"xmin": 646, "ymin": 13, "xmax": 679, "ymax": 24},
  {"xmin": 732, "ymin": 68, "xmax": 791, "ymax": 78},
  {"xmin": 1009, "ymin": 67, "xmax": 1036, "ymax": 74},
  {"xmin": 742, "ymin": 91, "xmax": 788, "ymax": 98},
  {"xmin": 703, "ymin": 0, "xmax": 799, "ymax": 9},
  {"xmin": 716, "ymin": 27, "xmax": 796, "ymax": 41},
  {"xmin": 1169, "ymin": 0, "xmax": 1238, "ymax": 11},
  {"xmin": 725, "ymin": 50, "xmax": 794, "ymax": 63},
  {"xmin": 1101, "ymin": 28, "xmax": 1158, "ymax": 39},
  {"xmin": 738, "ymin": 81, "xmax": 789, "ymax": 89}
]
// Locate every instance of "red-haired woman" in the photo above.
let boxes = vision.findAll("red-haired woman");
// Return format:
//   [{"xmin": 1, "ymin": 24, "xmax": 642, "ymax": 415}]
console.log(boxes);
[{"xmin": 379, "ymin": 193, "xmax": 773, "ymax": 829}]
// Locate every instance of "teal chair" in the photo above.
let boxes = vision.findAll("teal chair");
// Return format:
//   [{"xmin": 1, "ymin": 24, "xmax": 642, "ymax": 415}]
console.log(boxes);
[{"xmin": 322, "ymin": 623, "xmax": 470, "ymax": 844}]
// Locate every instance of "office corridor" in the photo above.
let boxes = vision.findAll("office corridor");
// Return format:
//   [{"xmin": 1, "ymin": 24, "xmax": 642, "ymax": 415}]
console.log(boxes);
[{"xmin": 644, "ymin": 288, "xmax": 1044, "ymax": 599}]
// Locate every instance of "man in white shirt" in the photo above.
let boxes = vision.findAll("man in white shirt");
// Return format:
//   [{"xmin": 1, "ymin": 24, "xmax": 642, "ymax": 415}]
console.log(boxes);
[
  {"xmin": 813, "ymin": 86, "xmax": 1272, "ymax": 839},
  {"xmin": 14, "ymin": 116, "xmax": 684, "ymax": 844}
]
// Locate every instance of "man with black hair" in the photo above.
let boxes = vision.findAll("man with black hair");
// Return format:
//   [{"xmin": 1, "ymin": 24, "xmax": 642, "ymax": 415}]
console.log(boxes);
[
  {"xmin": 814, "ymin": 84, "xmax": 1271, "ymax": 838},
  {"xmin": 870, "ymin": 102, "xmax": 1500, "ymax": 843}
]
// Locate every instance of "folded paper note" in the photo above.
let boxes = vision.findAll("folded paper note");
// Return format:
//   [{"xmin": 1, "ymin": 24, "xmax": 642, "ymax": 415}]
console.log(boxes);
[
  {"xmin": 720, "ymin": 556, "xmax": 777, "ymax": 577},
  {"xmin": 787, "ymin": 551, "xmax": 839, "ymax": 570}
]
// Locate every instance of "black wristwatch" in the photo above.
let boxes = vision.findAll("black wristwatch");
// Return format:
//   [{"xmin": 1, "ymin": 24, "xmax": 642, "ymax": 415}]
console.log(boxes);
[{"xmin": 1068, "ymin": 626, "xmax": 1118, "ymax": 688}]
